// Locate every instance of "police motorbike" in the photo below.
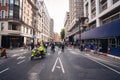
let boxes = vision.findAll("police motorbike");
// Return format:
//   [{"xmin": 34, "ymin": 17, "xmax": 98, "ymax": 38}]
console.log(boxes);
[{"xmin": 31, "ymin": 48, "xmax": 46, "ymax": 60}]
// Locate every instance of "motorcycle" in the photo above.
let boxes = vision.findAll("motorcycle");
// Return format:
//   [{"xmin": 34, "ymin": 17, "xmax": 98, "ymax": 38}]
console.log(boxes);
[{"xmin": 31, "ymin": 48, "xmax": 46, "ymax": 60}]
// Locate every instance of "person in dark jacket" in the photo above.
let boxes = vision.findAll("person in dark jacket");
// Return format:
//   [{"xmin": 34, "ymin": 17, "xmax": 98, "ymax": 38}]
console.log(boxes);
[{"xmin": 31, "ymin": 43, "xmax": 34, "ymax": 50}]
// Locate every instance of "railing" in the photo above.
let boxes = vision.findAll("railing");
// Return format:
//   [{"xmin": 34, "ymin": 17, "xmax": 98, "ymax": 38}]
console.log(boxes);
[
  {"xmin": 100, "ymin": 2, "xmax": 107, "ymax": 12},
  {"xmin": 113, "ymin": 0, "xmax": 119, "ymax": 4}
]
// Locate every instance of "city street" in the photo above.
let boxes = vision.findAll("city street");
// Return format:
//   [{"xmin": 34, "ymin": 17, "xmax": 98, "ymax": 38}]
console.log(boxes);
[{"xmin": 0, "ymin": 47, "xmax": 120, "ymax": 80}]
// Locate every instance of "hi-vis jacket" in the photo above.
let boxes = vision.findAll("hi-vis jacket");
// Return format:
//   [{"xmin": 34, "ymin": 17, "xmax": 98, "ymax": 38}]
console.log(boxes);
[{"xmin": 38, "ymin": 46, "xmax": 46, "ymax": 54}]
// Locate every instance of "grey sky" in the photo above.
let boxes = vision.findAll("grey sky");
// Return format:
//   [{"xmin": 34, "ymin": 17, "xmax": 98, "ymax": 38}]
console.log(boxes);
[{"xmin": 44, "ymin": 0, "xmax": 69, "ymax": 34}]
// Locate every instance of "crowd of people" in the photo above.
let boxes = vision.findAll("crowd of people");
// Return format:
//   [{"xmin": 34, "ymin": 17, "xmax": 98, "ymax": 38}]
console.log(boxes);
[{"xmin": 1, "ymin": 41, "xmax": 106, "ymax": 59}]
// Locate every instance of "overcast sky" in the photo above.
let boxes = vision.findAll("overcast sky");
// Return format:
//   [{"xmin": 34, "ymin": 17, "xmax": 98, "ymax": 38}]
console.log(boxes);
[{"xmin": 44, "ymin": 0, "xmax": 69, "ymax": 34}]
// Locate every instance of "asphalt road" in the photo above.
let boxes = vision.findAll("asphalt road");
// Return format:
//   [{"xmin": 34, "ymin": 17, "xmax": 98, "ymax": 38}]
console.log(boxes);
[{"xmin": 0, "ymin": 47, "xmax": 120, "ymax": 80}]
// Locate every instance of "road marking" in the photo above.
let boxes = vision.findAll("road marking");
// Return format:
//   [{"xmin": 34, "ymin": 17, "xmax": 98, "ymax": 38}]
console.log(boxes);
[
  {"xmin": 59, "ymin": 57, "xmax": 65, "ymax": 74},
  {"xmin": 89, "ymin": 57, "xmax": 120, "ymax": 75},
  {"xmin": 47, "ymin": 53, "xmax": 50, "ymax": 55},
  {"xmin": 56, "ymin": 66, "xmax": 61, "ymax": 69},
  {"xmin": 28, "ymin": 73, "xmax": 40, "ymax": 80},
  {"xmin": 17, "ymin": 60, "xmax": 25, "ymax": 64},
  {"xmin": 51, "ymin": 57, "xmax": 65, "ymax": 74},
  {"xmin": 52, "ymin": 57, "xmax": 58, "ymax": 72},
  {"xmin": 11, "ymin": 54, "xmax": 18, "ymax": 57},
  {"xmin": 58, "ymin": 51, "xmax": 61, "ymax": 55},
  {"xmin": 20, "ymin": 49, "xmax": 24, "ymax": 51},
  {"xmin": 17, "ymin": 56, "xmax": 25, "ymax": 60},
  {"xmin": 11, "ymin": 52, "xmax": 27, "ymax": 57},
  {"xmin": 85, "ymin": 54, "xmax": 120, "ymax": 68},
  {"xmin": 0, "ymin": 67, "xmax": 9, "ymax": 74},
  {"xmin": 80, "ymin": 53, "xmax": 120, "ymax": 75}
]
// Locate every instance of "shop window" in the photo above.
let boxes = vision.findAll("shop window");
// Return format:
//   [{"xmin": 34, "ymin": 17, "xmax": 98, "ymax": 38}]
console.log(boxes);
[
  {"xmin": 116, "ymin": 37, "xmax": 120, "ymax": 48},
  {"xmin": 109, "ymin": 38, "xmax": 116, "ymax": 47}
]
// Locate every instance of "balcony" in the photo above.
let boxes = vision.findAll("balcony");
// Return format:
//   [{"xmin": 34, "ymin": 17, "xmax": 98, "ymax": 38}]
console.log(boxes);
[
  {"xmin": 100, "ymin": 1, "xmax": 107, "ymax": 12},
  {"xmin": 27, "ymin": 0, "xmax": 38, "ymax": 10},
  {"xmin": 113, "ymin": 0, "xmax": 119, "ymax": 4},
  {"xmin": 7, "ymin": 30, "xmax": 21, "ymax": 35}
]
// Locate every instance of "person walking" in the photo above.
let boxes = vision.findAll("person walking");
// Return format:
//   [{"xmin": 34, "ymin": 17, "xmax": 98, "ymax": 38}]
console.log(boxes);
[{"xmin": 0, "ymin": 47, "xmax": 7, "ymax": 58}]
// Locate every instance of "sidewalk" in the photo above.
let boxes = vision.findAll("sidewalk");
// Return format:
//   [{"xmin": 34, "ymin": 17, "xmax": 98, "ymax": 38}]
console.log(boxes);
[
  {"xmin": 71, "ymin": 47, "xmax": 120, "ymax": 60},
  {"xmin": 0, "ymin": 47, "xmax": 28, "ymax": 54}
]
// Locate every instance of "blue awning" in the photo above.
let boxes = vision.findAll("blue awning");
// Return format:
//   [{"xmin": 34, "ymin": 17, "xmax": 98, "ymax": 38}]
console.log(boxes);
[{"xmin": 81, "ymin": 19, "xmax": 120, "ymax": 39}]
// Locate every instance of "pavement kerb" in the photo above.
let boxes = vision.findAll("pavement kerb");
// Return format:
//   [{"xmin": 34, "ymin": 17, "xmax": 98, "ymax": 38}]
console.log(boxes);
[{"xmin": 107, "ymin": 54, "xmax": 120, "ymax": 60}]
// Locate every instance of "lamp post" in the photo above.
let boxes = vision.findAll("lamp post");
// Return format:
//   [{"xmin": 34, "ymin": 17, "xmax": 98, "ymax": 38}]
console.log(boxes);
[
  {"xmin": 78, "ymin": 17, "xmax": 83, "ymax": 47},
  {"xmin": 78, "ymin": 18, "xmax": 81, "ymax": 47}
]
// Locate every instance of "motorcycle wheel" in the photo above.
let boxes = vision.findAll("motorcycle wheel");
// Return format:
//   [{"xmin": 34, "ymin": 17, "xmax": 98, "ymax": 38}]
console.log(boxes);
[{"xmin": 31, "ymin": 56, "xmax": 34, "ymax": 60}]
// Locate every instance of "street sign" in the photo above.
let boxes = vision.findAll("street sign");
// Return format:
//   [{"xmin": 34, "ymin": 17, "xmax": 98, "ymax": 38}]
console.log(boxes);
[{"xmin": 32, "ymin": 35, "xmax": 36, "ymax": 39}]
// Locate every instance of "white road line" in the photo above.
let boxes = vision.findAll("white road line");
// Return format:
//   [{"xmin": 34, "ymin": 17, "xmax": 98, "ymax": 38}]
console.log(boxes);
[
  {"xmin": 58, "ymin": 51, "xmax": 61, "ymax": 55},
  {"xmin": 52, "ymin": 57, "xmax": 58, "ymax": 72},
  {"xmin": 28, "ymin": 73, "xmax": 40, "ymax": 80},
  {"xmin": 89, "ymin": 57, "xmax": 120, "ymax": 75},
  {"xmin": 17, "ymin": 56, "xmax": 25, "ymax": 60},
  {"xmin": 80, "ymin": 53, "xmax": 120, "ymax": 75},
  {"xmin": 59, "ymin": 57, "xmax": 65, "ymax": 74},
  {"xmin": 17, "ymin": 60, "xmax": 25, "ymax": 64},
  {"xmin": 11, "ymin": 52, "xmax": 27, "ymax": 57},
  {"xmin": 0, "ymin": 67, "xmax": 9, "ymax": 74},
  {"xmin": 47, "ymin": 53, "xmax": 50, "ymax": 55},
  {"xmin": 85, "ymin": 54, "xmax": 120, "ymax": 68}
]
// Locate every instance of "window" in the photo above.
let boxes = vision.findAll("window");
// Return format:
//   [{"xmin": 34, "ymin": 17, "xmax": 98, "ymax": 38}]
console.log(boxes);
[
  {"xmin": 9, "ymin": 10, "xmax": 13, "ymax": 18},
  {"xmin": 30, "ymin": 29, "xmax": 32, "ymax": 34},
  {"xmin": 116, "ymin": 37, "xmax": 120, "ymax": 48},
  {"xmin": 99, "ymin": 0, "xmax": 107, "ymax": 12},
  {"xmin": 15, "ymin": 0, "xmax": 19, "ymax": 5},
  {"xmin": 109, "ymin": 38, "xmax": 116, "ymax": 47},
  {"xmin": 2, "ymin": 0, "xmax": 6, "ymax": 6},
  {"xmin": 23, "ymin": 26, "xmax": 25, "ymax": 33},
  {"xmin": 27, "ymin": 19, "xmax": 29, "ymax": 24},
  {"xmin": 1, "ymin": 23, "xmax": 4, "ymax": 31},
  {"xmin": 1, "ymin": 10, "xmax": 5, "ymax": 19},
  {"xmin": 26, "ymin": 27, "xmax": 28, "ymax": 33},
  {"xmin": 12, "ymin": 25, "xmax": 17, "ymax": 30},
  {"xmin": 9, "ymin": 0, "xmax": 13, "ymax": 5},
  {"xmin": 24, "ymin": 17, "xmax": 25, "ymax": 22}
]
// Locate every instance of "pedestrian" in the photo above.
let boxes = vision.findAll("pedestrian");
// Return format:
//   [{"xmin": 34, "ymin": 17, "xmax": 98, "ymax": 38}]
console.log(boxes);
[
  {"xmin": 80, "ymin": 44, "xmax": 84, "ymax": 51},
  {"xmin": 61, "ymin": 43, "xmax": 65, "ymax": 52},
  {"xmin": 0, "ymin": 47, "xmax": 7, "ymax": 58},
  {"xmin": 31, "ymin": 42, "xmax": 34, "ymax": 50}
]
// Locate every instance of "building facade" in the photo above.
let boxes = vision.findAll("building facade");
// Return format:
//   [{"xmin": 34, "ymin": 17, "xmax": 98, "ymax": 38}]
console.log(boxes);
[
  {"xmin": 0, "ymin": 0, "xmax": 27, "ymax": 48},
  {"xmin": 54, "ymin": 32, "xmax": 61, "ymax": 42},
  {"xmin": 83, "ymin": 0, "xmax": 120, "ymax": 56},
  {"xmin": 68, "ymin": 0, "xmax": 84, "ymax": 45},
  {"xmin": 50, "ymin": 18, "xmax": 54, "ymax": 42},
  {"xmin": 64, "ymin": 12, "xmax": 70, "ymax": 41},
  {"xmin": 0, "ymin": 0, "xmax": 52, "ymax": 48},
  {"xmin": 39, "ymin": 0, "xmax": 51, "ymax": 43}
]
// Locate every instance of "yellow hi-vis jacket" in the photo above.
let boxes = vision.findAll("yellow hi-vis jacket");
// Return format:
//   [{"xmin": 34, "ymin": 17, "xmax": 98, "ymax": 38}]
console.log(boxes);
[{"xmin": 38, "ymin": 46, "xmax": 46, "ymax": 54}]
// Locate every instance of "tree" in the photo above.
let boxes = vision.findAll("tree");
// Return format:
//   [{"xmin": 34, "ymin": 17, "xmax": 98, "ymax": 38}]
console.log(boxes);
[{"xmin": 60, "ymin": 28, "xmax": 65, "ymax": 41}]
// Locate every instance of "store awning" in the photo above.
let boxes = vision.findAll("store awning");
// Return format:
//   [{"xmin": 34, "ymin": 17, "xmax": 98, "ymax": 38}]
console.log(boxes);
[{"xmin": 81, "ymin": 19, "xmax": 120, "ymax": 39}]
